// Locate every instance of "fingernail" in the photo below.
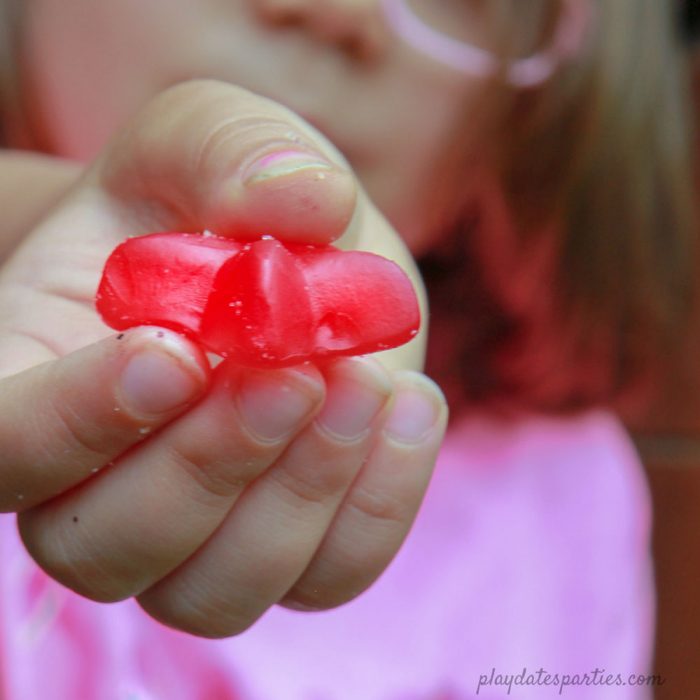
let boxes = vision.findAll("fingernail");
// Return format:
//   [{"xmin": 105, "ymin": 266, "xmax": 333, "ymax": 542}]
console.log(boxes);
[
  {"xmin": 243, "ymin": 149, "xmax": 334, "ymax": 185},
  {"xmin": 119, "ymin": 345, "xmax": 204, "ymax": 416},
  {"xmin": 383, "ymin": 375, "xmax": 444, "ymax": 444},
  {"xmin": 316, "ymin": 359, "xmax": 392, "ymax": 440},
  {"xmin": 238, "ymin": 368, "xmax": 323, "ymax": 442}
]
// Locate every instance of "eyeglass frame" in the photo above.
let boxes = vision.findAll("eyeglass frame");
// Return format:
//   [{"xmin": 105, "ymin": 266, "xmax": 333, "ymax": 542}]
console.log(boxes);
[{"xmin": 380, "ymin": 0, "xmax": 593, "ymax": 88}]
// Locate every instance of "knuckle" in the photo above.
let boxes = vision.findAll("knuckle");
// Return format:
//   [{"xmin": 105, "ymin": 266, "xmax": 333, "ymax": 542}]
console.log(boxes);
[
  {"xmin": 345, "ymin": 482, "xmax": 410, "ymax": 528},
  {"xmin": 193, "ymin": 112, "xmax": 310, "ymax": 183},
  {"xmin": 139, "ymin": 584, "xmax": 256, "ymax": 640},
  {"xmin": 283, "ymin": 589, "xmax": 341, "ymax": 612},
  {"xmin": 269, "ymin": 453, "xmax": 351, "ymax": 511},
  {"xmin": 46, "ymin": 394, "xmax": 109, "ymax": 465},
  {"xmin": 19, "ymin": 514, "xmax": 127, "ymax": 603},
  {"xmin": 193, "ymin": 114, "xmax": 254, "ymax": 180},
  {"xmin": 284, "ymin": 574, "xmax": 369, "ymax": 612},
  {"xmin": 164, "ymin": 442, "xmax": 254, "ymax": 505},
  {"xmin": 297, "ymin": 594, "xmax": 355, "ymax": 611},
  {"xmin": 175, "ymin": 608, "xmax": 254, "ymax": 639}
]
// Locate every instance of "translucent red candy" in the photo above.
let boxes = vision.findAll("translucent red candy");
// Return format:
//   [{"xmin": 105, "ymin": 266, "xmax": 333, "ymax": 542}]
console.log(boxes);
[{"xmin": 96, "ymin": 232, "xmax": 420, "ymax": 367}]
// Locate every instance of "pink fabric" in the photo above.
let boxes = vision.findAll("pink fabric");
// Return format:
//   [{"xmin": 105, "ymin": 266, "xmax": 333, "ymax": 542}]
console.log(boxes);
[{"xmin": 0, "ymin": 410, "xmax": 654, "ymax": 699}]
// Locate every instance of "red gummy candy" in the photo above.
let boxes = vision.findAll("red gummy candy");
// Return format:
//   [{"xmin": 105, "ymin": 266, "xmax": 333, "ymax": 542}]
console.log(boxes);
[
  {"xmin": 96, "ymin": 232, "xmax": 240, "ymax": 338},
  {"xmin": 96, "ymin": 232, "xmax": 420, "ymax": 366},
  {"xmin": 200, "ymin": 238, "xmax": 315, "ymax": 366},
  {"xmin": 294, "ymin": 244, "xmax": 420, "ymax": 356}
]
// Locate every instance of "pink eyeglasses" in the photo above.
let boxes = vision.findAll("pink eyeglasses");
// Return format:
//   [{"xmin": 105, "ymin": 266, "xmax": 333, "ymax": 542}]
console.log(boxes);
[{"xmin": 381, "ymin": 0, "xmax": 592, "ymax": 88}]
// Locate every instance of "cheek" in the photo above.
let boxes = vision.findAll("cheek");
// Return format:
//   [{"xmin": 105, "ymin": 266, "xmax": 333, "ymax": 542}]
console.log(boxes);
[
  {"xmin": 353, "ymin": 64, "xmax": 475, "ymax": 255},
  {"xmin": 360, "ymin": 110, "xmax": 466, "ymax": 255},
  {"xmin": 24, "ymin": 1, "xmax": 178, "ymax": 160}
]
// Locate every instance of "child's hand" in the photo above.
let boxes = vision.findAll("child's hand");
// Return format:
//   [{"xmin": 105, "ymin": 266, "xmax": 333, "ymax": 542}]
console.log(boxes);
[{"xmin": 0, "ymin": 80, "xmax": 447, "ymax": 638}]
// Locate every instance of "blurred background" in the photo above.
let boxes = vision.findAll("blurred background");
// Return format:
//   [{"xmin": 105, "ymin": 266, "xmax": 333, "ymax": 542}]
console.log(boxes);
[{"xmin": 622, "ymin": 5, "xmax": 700, "ymax": 697}]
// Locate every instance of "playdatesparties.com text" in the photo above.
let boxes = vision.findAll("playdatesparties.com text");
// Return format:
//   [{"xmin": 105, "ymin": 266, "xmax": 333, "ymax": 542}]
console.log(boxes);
[{"xmin": 476, "ymin": 667, "xmax": 665, "ymax": 695}]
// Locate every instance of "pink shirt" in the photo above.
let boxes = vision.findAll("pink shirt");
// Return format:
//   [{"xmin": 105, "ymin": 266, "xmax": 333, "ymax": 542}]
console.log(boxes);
[{"xmin": 0, "ymin": 410, "xmax": 655, "ymax": 699}]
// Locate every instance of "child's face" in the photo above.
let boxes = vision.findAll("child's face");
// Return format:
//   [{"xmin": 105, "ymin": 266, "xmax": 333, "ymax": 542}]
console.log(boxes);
[{"xmin": 24, "ymin": 0, "xmax": 481, "ymax": 253}]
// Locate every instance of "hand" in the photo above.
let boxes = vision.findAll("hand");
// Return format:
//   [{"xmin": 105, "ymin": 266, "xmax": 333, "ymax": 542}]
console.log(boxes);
[{"xmin": 0, "ymin": 80, "xmax": 448, "ymax": 638}]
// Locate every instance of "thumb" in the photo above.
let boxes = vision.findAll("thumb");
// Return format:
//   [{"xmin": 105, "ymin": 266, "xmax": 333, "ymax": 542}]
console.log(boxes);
[
  {"xmin": 0, "ymin": 327, "xmax": 209, "ymax": 512},
  {"xmin": 93, "ymin": 79, "xmax": 358, "ymax": 244}
]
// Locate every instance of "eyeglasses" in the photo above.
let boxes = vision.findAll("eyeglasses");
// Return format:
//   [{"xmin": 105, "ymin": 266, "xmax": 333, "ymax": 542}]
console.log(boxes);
[{"xmin": 381, "ymin": 0, "xmax": 592, "ymax": 87}]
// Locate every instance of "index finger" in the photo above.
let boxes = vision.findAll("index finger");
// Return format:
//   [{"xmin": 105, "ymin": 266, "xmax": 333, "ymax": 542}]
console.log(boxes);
[{"xmin": 0, "ymin": 327, "xmax": 209, "ymax": 512}]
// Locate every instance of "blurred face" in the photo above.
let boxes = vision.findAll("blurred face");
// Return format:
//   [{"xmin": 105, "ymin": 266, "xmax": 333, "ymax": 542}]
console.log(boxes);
[{"xmin": 23, "ymin": 0, "xmax": 484, "ymax": 253}]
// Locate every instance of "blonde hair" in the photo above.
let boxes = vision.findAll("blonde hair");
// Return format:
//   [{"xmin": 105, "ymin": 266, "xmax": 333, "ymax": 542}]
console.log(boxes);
[{"xmin": 422, "ymin": 0, "xmax": 697, "ymax": 414}]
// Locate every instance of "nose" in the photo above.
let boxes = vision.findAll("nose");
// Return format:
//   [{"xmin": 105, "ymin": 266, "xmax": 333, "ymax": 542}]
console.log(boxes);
[{"xmin": 252, "ymin": 0, "xmax": 388, "ymax": 60}]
